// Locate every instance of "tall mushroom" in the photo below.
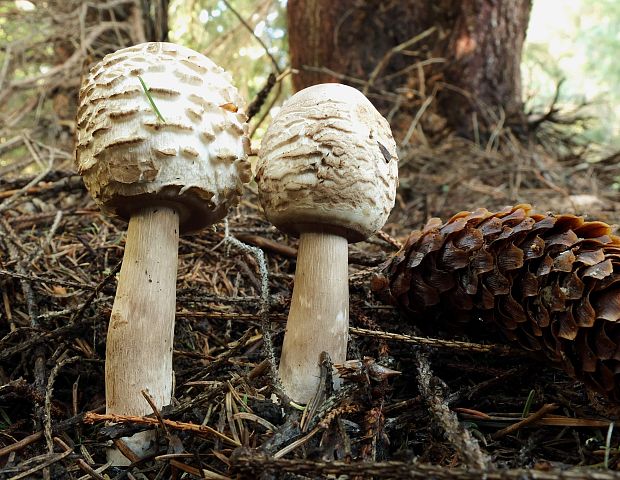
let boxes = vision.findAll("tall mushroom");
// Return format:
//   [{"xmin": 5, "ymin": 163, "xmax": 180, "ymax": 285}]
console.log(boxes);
[
  {"xmin": 256, "ymin": 83, "xmax": 399, "ymax": 403},
  {"xmin": 75, "ymin": 42, "xmax": 250, "ymax": 463}
]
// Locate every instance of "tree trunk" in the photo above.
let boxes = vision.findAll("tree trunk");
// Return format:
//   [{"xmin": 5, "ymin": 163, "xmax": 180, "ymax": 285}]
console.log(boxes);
[{"xmin": 287, "ymin": 0, "xmax": 532, "ymax": 139}]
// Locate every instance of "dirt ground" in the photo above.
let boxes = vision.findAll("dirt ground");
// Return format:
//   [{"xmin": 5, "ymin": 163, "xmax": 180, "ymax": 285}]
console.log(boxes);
[{"xmin": 1, "ymin": 122, "xmax": 620, "ymax": 479}]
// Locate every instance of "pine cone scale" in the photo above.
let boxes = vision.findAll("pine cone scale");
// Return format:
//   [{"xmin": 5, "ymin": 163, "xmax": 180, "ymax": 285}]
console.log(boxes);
[
  {"xmin": 556, "ymin": 311, "xmax": 578, "ymax": 340},
  {"xmin": 577, "ymin": 333, "xmax": 598, "ymax": 372},
  {"xmin": 594, "ymin": 323, "xmax": 616, "ymax": 360},
  {"xmin": 584, "ymin": 260, "xmax": 614, "ymax": 280},
  {"xmin": 496, "ymin": 243, "xmax": 525, "ymax": 271},
  {"xmin": 594, "ymin": 288, "xmax": 620, "ymax": 321},
  {"xmin": 440, "ymin": 241, "xmax": 470, "ymax": 270},
  {"xmin": 574, "ymin": 295, "xmax": 595, "ymax": 327},
  {"xmin": 561, "ymin": 272, "xmax": 584, "ymax": 300},
  {"xmin": 522, "ymin": 235, "xmax": 546, "ymax": 261}
]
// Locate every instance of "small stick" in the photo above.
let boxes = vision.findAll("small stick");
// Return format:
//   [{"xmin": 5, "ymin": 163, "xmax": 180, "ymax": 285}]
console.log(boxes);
[
  {"xmin": 0, "ymin": 431, "xmax": 43, "ymax": 458},
  {"xmin": 415, "ymin": 350, "xmax": 488, "ymax": 469},
  {"xmin": 273, "ymin": 426, "xmax": 321, "ymax": 459},
  {"xmin": 1, "ymin": 286, "xmax": 15, "ymax": 332},
  {"xmin": 491, "ymin": 403, "xmax": 558, "ymax": 440},
  {"xmin": 84, "ymin": 412, "xmax": 241, "ymax": 447},
  {"xmin": 0, "ymin": 176, "xmax": 84, "ymax": 200},
  {"xmin": 75, "ymin": 458, "xmax": 107, "ymax": 480},
  {"xmin": 375, "ymin": 229, "xmax": 403, "ymax": 249},
  {"xmin": 0, "ymin": 407, "xmax": 105, "ymax": 458},
  {"xmin": 220, "ymin": 0, "xmax": 280, "ymax": 75},
  {"xmin": 235, "ymin": 233, "xmax": 297, "ymax": 258},
  {"xmin": 169, "ymin": 459, "xmax": 233, "ymax": 479},
  {"xmin": 112, "ymin": 439, "xmax": 141, "ymax": 464},
  {"xmin": 350, "ymin": 327, "xmax": 523, "ymax": 356},
  {"xmin": 9, "ymin": 437, "xmax": 72, "ymax": 480},
  {"xmin": 44, "ymin": 356, "xmax": 81, "ymax": 452},
  {"xmin": 0, "ymin": 269, "xmax": 97, "ymax": 291},
  {"xmin": 141, "ymin": 389, "xmax": 171, "ymax": 438}
]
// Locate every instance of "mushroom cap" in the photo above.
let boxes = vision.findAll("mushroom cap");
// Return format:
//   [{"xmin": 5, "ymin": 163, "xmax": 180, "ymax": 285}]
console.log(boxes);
[
  {"xmin": 76, "ymin": 42, "xmax": 251, "ymax": 233},
  {"xmin": 257, "ymin": 83, "xmax": 398, "ymax": 242}
]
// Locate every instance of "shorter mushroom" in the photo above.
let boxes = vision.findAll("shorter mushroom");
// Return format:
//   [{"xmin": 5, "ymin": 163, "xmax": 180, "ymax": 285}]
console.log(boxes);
[
  {"xmin": 76, "ymin": 42, "xmax": 250, "ymax": 463},
  {"xmin": 257, "ymin": 83, "xmax": 399, "ymax": 403}
]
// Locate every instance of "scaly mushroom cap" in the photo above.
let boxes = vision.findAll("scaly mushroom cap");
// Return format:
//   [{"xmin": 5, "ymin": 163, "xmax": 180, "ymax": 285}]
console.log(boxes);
[
  {"xmin": 76, "ymin": 42, "xmax": 251, "ymax": 232},
  {"xmin": 256, "ymin": 83, "xmax": 399, "ymax": 242}
]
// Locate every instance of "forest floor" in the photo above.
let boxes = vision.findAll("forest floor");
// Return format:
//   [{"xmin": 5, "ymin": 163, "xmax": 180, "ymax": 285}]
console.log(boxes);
[{"xmin": 1, "ymin": 127, "xmax": 620, "ymax": 479}]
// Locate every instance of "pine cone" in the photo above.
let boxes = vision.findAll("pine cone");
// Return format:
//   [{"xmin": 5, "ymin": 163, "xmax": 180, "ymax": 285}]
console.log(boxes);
[{"xmin": 372, "ymin": 204, "xmax": 620, "ymax": 399}]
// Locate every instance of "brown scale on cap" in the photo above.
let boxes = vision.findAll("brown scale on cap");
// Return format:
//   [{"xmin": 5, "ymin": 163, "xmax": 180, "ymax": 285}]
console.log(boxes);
[{"xmin": 372, "ymin": 204, "xmax": 620, "ymax": 400}]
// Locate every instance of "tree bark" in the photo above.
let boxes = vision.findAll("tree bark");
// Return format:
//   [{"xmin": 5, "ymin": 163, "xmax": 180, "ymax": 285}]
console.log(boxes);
[{"xmin": 287, "ymin": 0, "xmax": 532, "ymax": 139}]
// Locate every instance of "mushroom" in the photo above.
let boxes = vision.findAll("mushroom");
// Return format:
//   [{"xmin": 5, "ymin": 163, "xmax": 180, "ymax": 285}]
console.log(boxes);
[
  {"xmin": 256, "ymin": 83, "xmax": 398, "ymax": 403},
  {"xmin": 75, "ymin": 42, "xmax": 250, "ymax": 463}
]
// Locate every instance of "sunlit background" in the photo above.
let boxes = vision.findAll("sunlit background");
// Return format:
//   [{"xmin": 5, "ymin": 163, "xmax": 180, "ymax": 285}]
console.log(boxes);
[
  {"xmin": 524, "ymin": 0, "xmax": 620, "ymax": 148},
  {"xmin": 168, "ymin": 0, "xmax": 289, "ymax": 123},
  {"xmin": 169, "ymin": 0, "xmax": 620, "ymax": 148}
]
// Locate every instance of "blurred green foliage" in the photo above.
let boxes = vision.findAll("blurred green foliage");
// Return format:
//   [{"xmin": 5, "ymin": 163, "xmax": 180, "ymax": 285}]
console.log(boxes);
[
  {"xmin": 523, "ymin": 0, "xmax": 620, "ymax": 149},
  {"xmin": 168, "ymin": 0, "xmax": 289, "ymax": 109}
]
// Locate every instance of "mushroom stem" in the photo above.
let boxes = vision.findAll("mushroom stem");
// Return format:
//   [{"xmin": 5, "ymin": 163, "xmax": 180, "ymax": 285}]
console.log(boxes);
[
  {"xmin": 278, "ymin": 232, "xmax": 349, "ymax": 403},
  {"xmin": 105, "ymin": 206, "xmax": 179, "ymax": 463}
]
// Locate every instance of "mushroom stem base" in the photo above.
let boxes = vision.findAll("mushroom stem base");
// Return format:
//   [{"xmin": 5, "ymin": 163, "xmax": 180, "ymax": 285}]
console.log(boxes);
[
  {"xmin": 105, "ymin": 206, "xmax": 180, "ymax": 464},
  {"xmin": 278, "ymin": 232, "xmax": 349, "ymax": 404}
]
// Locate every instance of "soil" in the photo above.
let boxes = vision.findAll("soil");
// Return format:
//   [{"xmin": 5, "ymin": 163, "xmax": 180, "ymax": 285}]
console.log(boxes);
[{"xmin": 1, "ymin": 126, "xmax": 620, "ymax": 479}]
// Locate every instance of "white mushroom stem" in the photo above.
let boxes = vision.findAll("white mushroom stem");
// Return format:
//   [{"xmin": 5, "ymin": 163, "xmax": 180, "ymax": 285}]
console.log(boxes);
[
  {"xmin": 278, "ymin": 232, "xmax": 349, "ymax": 404},
  {"xmin": 105, "ymin": 206, "xmax": 179, "ymax": 464}
]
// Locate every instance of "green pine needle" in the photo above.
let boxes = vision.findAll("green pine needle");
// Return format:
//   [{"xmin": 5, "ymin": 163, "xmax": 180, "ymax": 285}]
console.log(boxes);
[
  {"xmin": 521, "ymin": 389, "xmax": 535, "ymax": 418},
  {"xmin": 138, "ymin": 76, "xmax": 166, "ymax": 123},
  {"xmin": 289, "ymin": 401, "xmax": 306, "ymax": 412}
]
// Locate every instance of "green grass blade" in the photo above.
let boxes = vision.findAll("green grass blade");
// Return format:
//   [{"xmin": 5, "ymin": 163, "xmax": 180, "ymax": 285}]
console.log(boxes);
[
  {"xmin": 138, "ymin": 75, "xmax": 166, "ymax": 123},
  {"xmin": 521, "ymin": 389, "xmax": 535, "ymax": 418},
  {"xmin": 605, "ymin": 421, "xmax": 615, "ymax": 469}
]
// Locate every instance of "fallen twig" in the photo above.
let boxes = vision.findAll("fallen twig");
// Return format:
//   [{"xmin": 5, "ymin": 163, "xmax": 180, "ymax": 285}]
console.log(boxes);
[
  {"xmin": 491, "ymin": 403, "xmax": 559, "ymax": 440},
  {"xmin": 415, "ymin": 350, "xmax": 489, "ymax": 469},
  {"xmin": 83, "ymin": 412, "xmax": 241, "ymax": 447},
  {"xmin": 350, "ymin": 327, "xmax": 524, "ymax": 356}
]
